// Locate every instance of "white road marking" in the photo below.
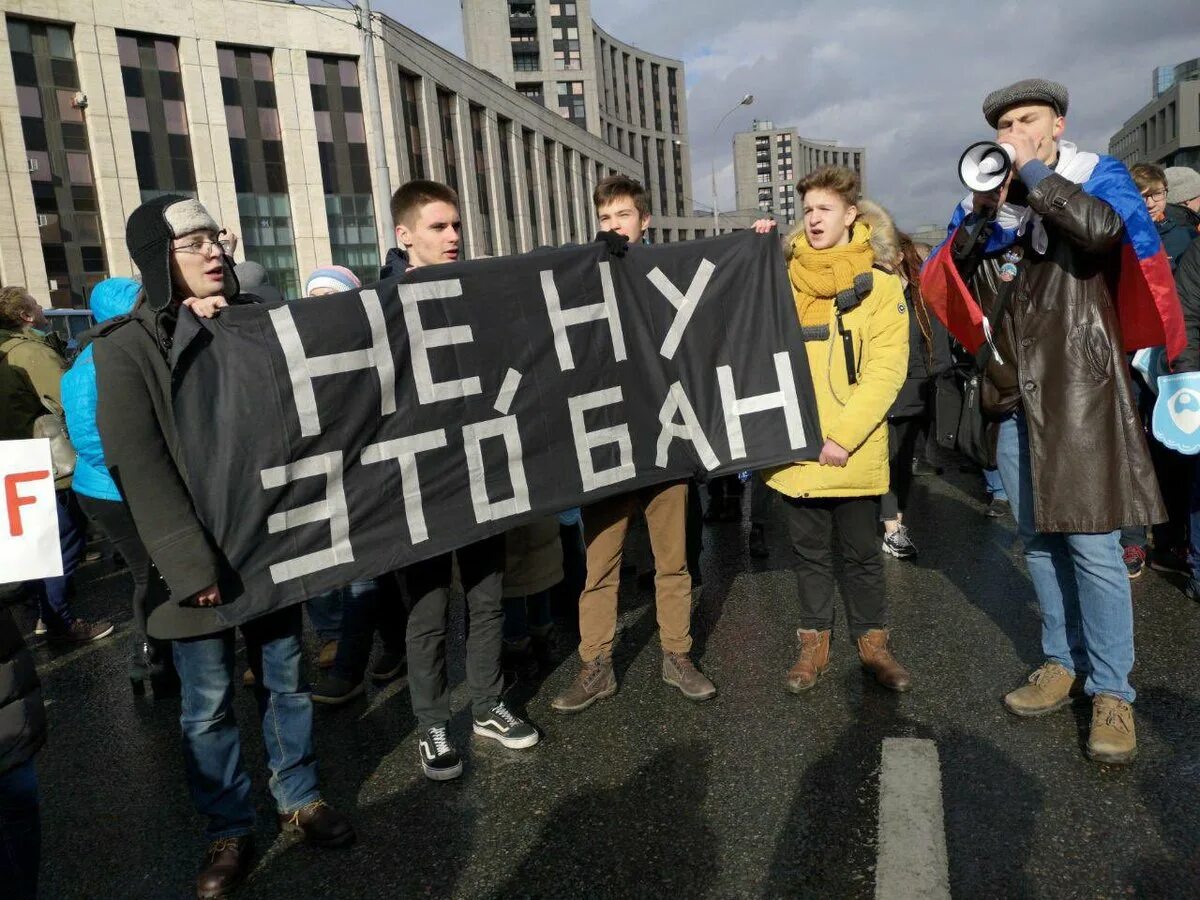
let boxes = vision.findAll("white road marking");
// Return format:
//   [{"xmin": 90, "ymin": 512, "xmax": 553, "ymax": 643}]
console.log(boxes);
[{"xmin": 876, "ymin": 737, "xmax": 951, "ymax": 900}]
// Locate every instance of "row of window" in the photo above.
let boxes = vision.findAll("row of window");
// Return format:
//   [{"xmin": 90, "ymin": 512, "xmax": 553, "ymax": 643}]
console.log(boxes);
[{"xmin": 596, "ymin": 38, "xmax": 681, "ymax": 136}]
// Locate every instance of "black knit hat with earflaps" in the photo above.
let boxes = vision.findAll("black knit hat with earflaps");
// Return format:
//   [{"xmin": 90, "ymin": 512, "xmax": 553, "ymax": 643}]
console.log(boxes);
[{"xmin": 125, "ymin": 194, "xmax": 236, "ymax": 311}]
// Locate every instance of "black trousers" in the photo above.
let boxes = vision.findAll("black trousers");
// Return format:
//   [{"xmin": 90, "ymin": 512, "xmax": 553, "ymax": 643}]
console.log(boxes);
[
  {"xmin": 783, "ymin": 495, "xmax": 887, "ymax": 638},
  {"xmin": 76, "ymin": 493, "xmax": 173, "ymax": 674},
  {"xmin": 403, "ymin": 536, "xmax": 505, "ymax": 730},
  {"xmin": 881, "ymin": 416, "xmax": 923, "ymax": 521}
]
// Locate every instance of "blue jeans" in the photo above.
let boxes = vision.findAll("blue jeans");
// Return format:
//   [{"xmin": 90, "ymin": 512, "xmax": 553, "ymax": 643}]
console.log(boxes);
[
  {"xmin": 331, "ymin": 577, "xmax": 407, "ymax": 682},
  {"xmin": 28, "ymin": 491, "xmax": 86, "ymax": 632},
  {"xmin": 173, "ymin": 605, "xmax": 320, "ymax": 839},
  {"xmin": 996, "ymin": 414, "xmax": 1135, "ymax": 702},
  {"xmin": 306, "ymin": 589, "xmax": 343, "ymax": 642},
  {"xmin": 983, "ymin": 467, "xmax": 1007, "ymax": 502},
  {"xmin": 0, "ymin": 760, "xmax": 39, "ymax": 900}
]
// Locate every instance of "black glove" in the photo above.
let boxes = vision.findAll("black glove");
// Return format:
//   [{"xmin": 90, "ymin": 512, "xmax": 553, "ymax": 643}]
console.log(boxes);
[{"xmin": 593, "ymin": 230, "xmax": 630, "ymax": 257}]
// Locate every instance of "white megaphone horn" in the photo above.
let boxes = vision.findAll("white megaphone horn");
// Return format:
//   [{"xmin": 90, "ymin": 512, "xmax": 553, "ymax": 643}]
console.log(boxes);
[{"xmin": 958, "ymin": 141, "xmax": 1015, "ymax": 193}]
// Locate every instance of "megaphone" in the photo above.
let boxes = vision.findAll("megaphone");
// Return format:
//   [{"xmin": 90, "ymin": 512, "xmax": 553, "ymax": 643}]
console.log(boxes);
[{"xmin": 958, "ymin": 141, "xmax": 1015, "ymax": 192}]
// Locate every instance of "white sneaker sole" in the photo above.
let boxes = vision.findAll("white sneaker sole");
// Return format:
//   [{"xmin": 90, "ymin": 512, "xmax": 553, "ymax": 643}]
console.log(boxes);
[
  {"xmin": 881, "ymin": 541, "xmax": 915, "ymax": 560},
  {"xmin": 421, "ymin": 758, "xmax": 464, "ymax": 781},
  {"xmin": 472, "ymin": 723, "xmax": 540, "ymax": 749}
]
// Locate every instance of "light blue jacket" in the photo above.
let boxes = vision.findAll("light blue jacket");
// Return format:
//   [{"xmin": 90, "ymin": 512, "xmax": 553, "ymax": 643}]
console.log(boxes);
[{"xmin": 61, "ymin": 278, "xmax": 140, "ymax": 501}]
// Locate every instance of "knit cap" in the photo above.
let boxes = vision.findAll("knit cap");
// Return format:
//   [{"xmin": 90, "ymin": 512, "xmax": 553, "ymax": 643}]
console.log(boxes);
[{"xmin": 305, "ymin": 266, "xmax": 362, "ymax": 296}]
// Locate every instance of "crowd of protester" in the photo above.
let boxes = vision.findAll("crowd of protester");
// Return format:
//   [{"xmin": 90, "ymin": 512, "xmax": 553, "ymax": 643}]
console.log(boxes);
[{"xmin": 2, "ymin": 76, "xmax": 1199, "ymax": 899}]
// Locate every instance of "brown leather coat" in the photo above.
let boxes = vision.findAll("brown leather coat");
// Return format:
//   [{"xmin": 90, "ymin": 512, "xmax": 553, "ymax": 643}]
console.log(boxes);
[{"xmin": 957, "ymin": 173, "xmax": 1166, "ymax": 533}]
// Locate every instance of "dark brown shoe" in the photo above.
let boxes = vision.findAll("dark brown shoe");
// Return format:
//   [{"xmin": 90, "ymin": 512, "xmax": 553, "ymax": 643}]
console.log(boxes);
[
  {"xmin": 786, "ymin": 629, "xmax": 831, "ymax": 693},
  {"xmin": 196, "ymin": 835, "xmax": 254, "ymax": 899},
  {"xmin": 856, "ymin": 628, "xmax": 912, "ymax": 692},
  {"xmin": 662, "ymin": 652, "xmax": 717, "ymax": 701},
  {"xmin": 44, "ymin": 618, "xmax": 114, "ymax": 644},
  {"xmin": 277, "ymin": 799, "xmax": 356, "ymax": 848}
]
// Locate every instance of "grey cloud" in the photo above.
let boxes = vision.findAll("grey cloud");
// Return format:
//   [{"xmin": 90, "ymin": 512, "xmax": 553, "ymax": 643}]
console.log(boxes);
[{"xmin": 380, "ymin": 0, "xmax": 1200, "ymax": 228}]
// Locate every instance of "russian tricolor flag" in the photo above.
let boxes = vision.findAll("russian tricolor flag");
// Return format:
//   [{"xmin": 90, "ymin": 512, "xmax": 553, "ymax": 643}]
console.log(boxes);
[{"xmin": 922, "ymin": 155, "xmax": 1185, "ymax": 362}]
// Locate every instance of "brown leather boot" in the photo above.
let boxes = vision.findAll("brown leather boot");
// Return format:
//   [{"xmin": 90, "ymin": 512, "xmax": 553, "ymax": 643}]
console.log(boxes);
[
  {"xmin": 856, "ymin": 629, "xmax": 912, "ymax": 692},
  {"xmin": 277, "ymin": 799, "xmax": 356, "ymax": 847},
  {"xmin": 196, "ymin": 835, "xmax": 254, "ymax": 899},
  {"xmin": 785, "ymin": 629, "xmax": 831, "ymax": 693},
  {"xmin": 551, "ymin": 655, "xmax": 617, "ymax": 713}
]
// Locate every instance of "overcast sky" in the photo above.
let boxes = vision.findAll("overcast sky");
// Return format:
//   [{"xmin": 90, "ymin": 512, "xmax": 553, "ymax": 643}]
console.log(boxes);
[{"xmin": 377, "ymin": 0, "xmax": 1200, "ymax": 229}]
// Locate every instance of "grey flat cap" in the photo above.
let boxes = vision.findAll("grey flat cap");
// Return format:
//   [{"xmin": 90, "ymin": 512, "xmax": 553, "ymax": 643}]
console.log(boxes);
[
  {"xmin": 1166, "ymin": 166, "xmax": 1200, "ymax": 203},
  {"xmin": 983, "ymin": 78, "xmax": 1068, "ymax": 127}
]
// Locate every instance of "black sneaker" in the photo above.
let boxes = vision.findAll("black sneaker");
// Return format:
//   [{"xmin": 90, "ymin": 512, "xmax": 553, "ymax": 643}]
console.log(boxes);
[
  {"xmin": 418, "ymin": 725, "xmax": 463, "ymax": 781},
  {"xmin": 311, "ymin": 673, "xmax": 365, "ymax": 706},
  {"xmin": 369, "ymin": 650, "xmax": 405, "ymax": 683},
  {"xmin": 472, "ymin": 701, "xmax": 540, "ymax": 749},
  {"xmin": 882, "ymin": 525, "xmax": 917, "ymax": 559},
  {"xmin": 44, "ymin": 618, "xmax": 114, "ymax": 644}
]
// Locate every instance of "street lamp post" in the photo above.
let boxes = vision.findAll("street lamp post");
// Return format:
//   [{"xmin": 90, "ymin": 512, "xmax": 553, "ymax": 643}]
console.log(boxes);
[{"xmin": 710, "ymin": 93, "xmax": 754, "ymax": 233}]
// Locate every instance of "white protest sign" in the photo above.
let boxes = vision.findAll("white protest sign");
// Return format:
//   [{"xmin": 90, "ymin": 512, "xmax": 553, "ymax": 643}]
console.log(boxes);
[{"xmin": 1, "ymin": 439, "xmax": 63, "ymax": 581}]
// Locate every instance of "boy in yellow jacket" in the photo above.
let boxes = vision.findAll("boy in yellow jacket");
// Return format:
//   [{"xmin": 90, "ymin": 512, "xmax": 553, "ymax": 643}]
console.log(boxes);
[{"xmin": 755, "ymin": 166, "xmax": 913, "ymax": 694}]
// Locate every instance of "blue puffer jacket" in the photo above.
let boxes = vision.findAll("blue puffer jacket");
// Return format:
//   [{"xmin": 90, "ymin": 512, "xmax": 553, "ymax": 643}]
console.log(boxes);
[{"xmin": 61, "ymin": 278, "xmax": 141, "ymax": 501}]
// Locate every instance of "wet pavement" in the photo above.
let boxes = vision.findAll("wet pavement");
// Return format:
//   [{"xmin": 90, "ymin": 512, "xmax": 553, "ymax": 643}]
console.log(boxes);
[{"xmin": 11, "ymin": 465, "xmax": 1200, "ymax": 898}]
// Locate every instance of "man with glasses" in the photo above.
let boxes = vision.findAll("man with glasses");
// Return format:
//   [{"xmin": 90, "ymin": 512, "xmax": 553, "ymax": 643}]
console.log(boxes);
[
  {"xmin": 1132, "ymin": 163, "xmax": 1196, "ymax": 269},
  {"xmin": 93, "ymin": 195, "xmax": 354, "ymax": 899}
]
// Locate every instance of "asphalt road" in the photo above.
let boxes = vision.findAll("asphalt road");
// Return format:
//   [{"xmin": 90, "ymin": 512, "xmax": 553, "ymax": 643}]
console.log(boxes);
[{"xmin": 13, "ymin": 466, "xmax": 1200, "ymax": 899}]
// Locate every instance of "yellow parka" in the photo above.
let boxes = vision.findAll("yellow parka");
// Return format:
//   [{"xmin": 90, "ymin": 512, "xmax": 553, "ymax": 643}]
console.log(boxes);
[{"xmin": 765, "ymin": 210, "xmax": 909, "ymax": 499}]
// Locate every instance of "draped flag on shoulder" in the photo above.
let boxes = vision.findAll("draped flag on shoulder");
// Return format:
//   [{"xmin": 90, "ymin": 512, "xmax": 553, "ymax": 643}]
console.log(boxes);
[{"xmin": 921, "ymin": 151, "xmax": 1185, "ymax": 361}]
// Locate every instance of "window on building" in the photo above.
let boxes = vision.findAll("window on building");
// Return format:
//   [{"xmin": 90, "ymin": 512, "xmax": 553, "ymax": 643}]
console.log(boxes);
[
  {"xmin": 513, "ymin": 49, "xmax": 540, "ymax": 71},
  {"xmin": 556, "ymin": 80, "xmax": 586, "ymax": 128},
  {"xmin": 636, "ymin": 62, "xmax": 647, "ymax": 127},
  {"xmin": 655, "ymin": 138, "xmax": 667, "ymax": 218},
  {"xmin": 9, "ymin": 18, "xmax": 107, "ymax": 307},
  {"xmin": 516, "ymin": 81, "xmax": 544, "ymax": 106},
  {"xmin": 667, "ymin": 67, "xmax": 680, "ymax": 133},
  {"xmin": 118, "ymin": 31, "xmax": 196, "ymax": 206},
  {"xmin": 523, "ymin": 128, "xmax": 542, "ymax": 242},
  {"xmin": 497, "ymin": 117, "xmax": 519, "ymax": 252},
  {"xmin": 563, "ymin": 148, "xmax": 579, "ymax": 243},
  {"xmin": 543, "ymin": 139, "xmax": 559, "ymax": 244},
  {"xmin": 308, "ymin": 54, "xmax": 376, "ymax": 284},
  {"xmin": 622, "ymin": 53, "xmax": 632, "ymax": 125},
  {"xmin": 641, "ymin": 135, "xmax": 653, "ymax": 214},
  {"xmin": 397, "ymin": 68, "xmax": 425, "ymax": 179},
  {"xmin": 219, "ymin": 45, "xmax": 299, "ymax": 297},
  {"xmin": 437, "ymin": 89, "xmax": 459, "ymax": 194},
  {"xmin": 672, "ymin": 141, "xmax": 684, "ymax": 217},
  {"xmin": 550, "ymin": 3, "xmax": 581, "ymax": 69},
  {"xmin": 469, "ymin": 105, "xmax": 494, "ymax": 256},
  {"xmin": 651, "ymin": 63, "xmax": 662, "ymax": 132}
]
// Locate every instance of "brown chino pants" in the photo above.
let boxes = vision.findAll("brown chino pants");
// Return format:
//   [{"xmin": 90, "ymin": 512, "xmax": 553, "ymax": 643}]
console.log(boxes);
[{"xmin": 578, "ymin": 480, "xmax": 692, "ymax": 662}]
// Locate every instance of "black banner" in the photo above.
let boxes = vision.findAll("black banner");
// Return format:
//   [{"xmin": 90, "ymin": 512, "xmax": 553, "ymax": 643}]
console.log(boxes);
[{"xmin": 163, "ymin": 231, "xmax": 820, "ymax": 633}]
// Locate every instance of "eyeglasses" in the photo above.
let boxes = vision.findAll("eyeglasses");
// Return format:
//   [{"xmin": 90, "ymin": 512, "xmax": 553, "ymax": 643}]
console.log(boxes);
[
  {"xmin": 1140, "ymin": 189, "xmax": 1167, "ymax": 202},
  {"xmin": 172, "ymin": 234, "xmax": 232, "ymax": 256}
]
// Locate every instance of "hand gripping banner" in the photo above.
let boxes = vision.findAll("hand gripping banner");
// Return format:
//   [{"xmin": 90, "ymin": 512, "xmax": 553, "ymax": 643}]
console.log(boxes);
[{"xmin": 164, "ymin": 231, "xmax": 821, "ymax": 631}]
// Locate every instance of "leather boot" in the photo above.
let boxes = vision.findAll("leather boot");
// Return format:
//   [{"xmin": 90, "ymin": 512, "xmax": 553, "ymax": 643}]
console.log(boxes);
[
  {"xmin": 662, "ymin": 652, "xmax": 717, "ymax": 701},
  {"xmin": 551, "ymin": 655, "xmax": 617, "ymax": 713},
  {"xmin": 785, "ymin": 629, "xmax": 830, "ymax": 693},
  {"xmin": 277, "ymin": 799, "xmax": 356, "ymax": 847},
  {"xmin": 856, "ymin": 628, "xmax": 912, "ymax": 692},
  {"xmin": 196, "ymin": 835, "xmax": 254, "ymax": 899}
]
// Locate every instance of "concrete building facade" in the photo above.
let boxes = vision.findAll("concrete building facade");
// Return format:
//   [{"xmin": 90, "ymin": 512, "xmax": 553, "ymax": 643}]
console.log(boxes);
[
  {"xmin": 733, "ymin": 119, "xmax": 866, "ymax": 226},
  {"xmin": 461, "ymin": 0, "xmax": 733, "ymax": 238},
  {"xmin": 1110, "ymin": 57, "xmax": 1200, "ymax": 170},
  {"xmin": 0, "ymin": 0, "xmax": 637, "ymax": 308}
]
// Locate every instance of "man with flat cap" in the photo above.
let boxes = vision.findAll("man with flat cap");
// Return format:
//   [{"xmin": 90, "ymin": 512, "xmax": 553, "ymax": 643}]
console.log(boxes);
[{"xmin": 923, "ymin": 78, "xmax": 1186, "ymax": 765}]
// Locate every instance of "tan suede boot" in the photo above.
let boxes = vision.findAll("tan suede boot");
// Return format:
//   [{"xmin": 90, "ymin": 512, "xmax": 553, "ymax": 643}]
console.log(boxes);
[
  {"xmin": 1087, "ymin": 694, "xmax": 1137, "ymax": 764},
  {"xmin": 785, "ymin": 629, "xmax": 831, "ymax": 693},
  {"xmin": 551, "ymin": 655, "xmax": 617, "ymax": 714},
  {"xmin": 856, "ymin": 629, "xmax": 912, "ymax": 692},
  {"xmin": 1003, "ymin": 662, "xmax": 1085, "ymax": 717}
]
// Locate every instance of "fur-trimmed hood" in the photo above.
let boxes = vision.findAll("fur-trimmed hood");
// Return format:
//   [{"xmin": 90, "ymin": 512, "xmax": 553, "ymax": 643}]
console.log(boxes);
[{"xmin": 785, "ymin": 197, "xmax": 900, "ymax": 270}]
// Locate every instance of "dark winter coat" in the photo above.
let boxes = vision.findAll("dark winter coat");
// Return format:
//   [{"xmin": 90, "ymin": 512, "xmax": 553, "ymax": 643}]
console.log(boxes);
[
  {"xmin": 888, "ymin": 285, "xmax": 952, "ymax": 418},
  {"xmin": 958, "ymin": 173, "xmax": 1166, "ymax": 533},
  {"xmin": 0, "ymin": 605, "xmax": 45, "ymax": 777},
  {"xmin": 1157, "ymin": 212, "xmax": 1197, "ymax": 271},
  {"xmin": 1173, "ymin": 237, "xmax": 1200, "ymax": 374},
  {"xmin": 90, "ymin": 297, "xmax": 226, "ymax": 639}
]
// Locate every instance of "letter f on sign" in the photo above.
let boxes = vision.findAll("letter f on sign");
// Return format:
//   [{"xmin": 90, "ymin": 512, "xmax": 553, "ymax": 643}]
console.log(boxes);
[{"xmin": 5, "ymin": 470, "xmax": 49, "ymax": 537}]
